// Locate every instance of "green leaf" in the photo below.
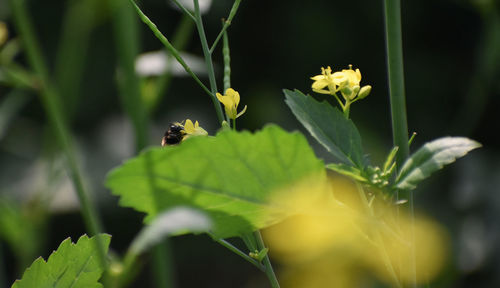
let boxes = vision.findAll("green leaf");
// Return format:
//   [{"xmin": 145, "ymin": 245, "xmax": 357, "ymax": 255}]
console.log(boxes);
[
  {"xmin": 12, "ymin": 234, "xmax": 111, "ymax": 288},
  {"xmin": 129, "ymin": 207, "xmax": 211, "ymax": 255},
  {"xmin": 326, "ymin": 163, "xmax": 367, "ymax": 182},
  {"xmin": 283, "ymin": 89, "xmax": 364, "ymax": 168},
  {"xmin": 106, "ymin": 124, "xmax": 325, "ymax": 239},
  {"xmin": 395, "ymin": 137, "xmax": 481, "ymax": 190}
]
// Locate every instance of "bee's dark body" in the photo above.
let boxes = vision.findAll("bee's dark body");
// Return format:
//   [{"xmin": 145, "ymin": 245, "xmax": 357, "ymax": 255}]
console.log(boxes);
[{"xmin": 161, "ymin": 123, "xmax": 185, "ymax": 146}]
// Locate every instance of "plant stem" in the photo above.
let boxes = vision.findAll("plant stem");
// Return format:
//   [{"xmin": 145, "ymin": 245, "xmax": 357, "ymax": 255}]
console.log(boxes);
[
  {"xmin": 383, "ymin": 0, "xmax": 415, "ymax": 286},
  {"xmin": 210, "ymin": 236, "xmax": 264, "ymax": 271},
  {"xmin": 112, "ymin": 0, "xmax": 148, "ymax": 152},
  {"xmin": 170, "ymin": 0, "xmax": 195, "ymax": 21},
  {"xmin": 128, "ymin": 0, "xmax": 224, "ymax": 124},
  {"xmin": 54, "ymin": 0, "xmax": 96, "ymax": 120},
  {"xmin": 254, "ymin": 231, "xmax": 280, "ymax": 288},
  {"xmin": 152, "ymin": 242, "xmax": 174, "ymax": 288},
  {"xmin": 222, "ymin": 30, "xmax": 231, "ymax": 92},
  {"xmin": 355, "ymin": 183, "xmax": 402, "ymax": 288},
  {"xmin": 383, "ymin": 0, "xmax": 409, "ymax": 168},
  {"xmin": 193, "ymin": 0, "xmax": 226, "ymax": 125},
  {"xmin": 152, "ymin": 14, "xmax": 195, "ymax": 115},
  {"xmin": 9, "ymin": 0, "xmax": 106, "ymax": 268},
  {"xmin": 209, "ymin": 0, "xmax": 242, "ymax": 54}
]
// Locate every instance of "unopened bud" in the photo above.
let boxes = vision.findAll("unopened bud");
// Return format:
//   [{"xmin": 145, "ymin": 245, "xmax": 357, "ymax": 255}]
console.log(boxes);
[{"xmin": 358, "ymin": 85, "xmax": 372, "ymax": 99}]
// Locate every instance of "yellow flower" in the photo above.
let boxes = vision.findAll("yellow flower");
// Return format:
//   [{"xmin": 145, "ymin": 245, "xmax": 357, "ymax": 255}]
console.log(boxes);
[
  {"xmin": 311, "ymin": 64, "xmax": 372, "ymax": 106},
  {"xmin": 216, "ymin": 88, "xmax": 247, "ymax": 119},
  {"xmin": 332, "ymin": 65, "xmax": 362, "ymax": 100},
  {"xmin": 310, "ymin": 66, "xmax": 336, "ymax": 95},
  {"xmin": 183, "ymin": 119, "xmax": 208, "ymax": 136},
  {"xmin": 0, "ymin": 22, "xmax": 8, "ymax": 47}
]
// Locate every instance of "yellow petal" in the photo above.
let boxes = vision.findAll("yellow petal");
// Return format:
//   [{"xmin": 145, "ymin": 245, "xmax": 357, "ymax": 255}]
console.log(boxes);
[
  {"xmin": 226, "ymin": 88, "xmax": 240, "ymax": 107},
  {"xmin": 311, "ymin": 75, "xmax": 325, "ymax": 81},
  {"xmin": 312, "ymin": 79, "xmax": 329, "ymax": 90},
  {"xmin": 216, "ymin": 92, "xmax": 224, "ymax": 103},
  {"xmin": 184, "ymin": 119, "xmax": 195, "ymax": 134},
  {"xmin": 332, "ymin": 72, "xmax": 348, "ymax": 85},
  {"xmin": 355, "ymin": 68, "xmax": 362, "ymax": 82}
]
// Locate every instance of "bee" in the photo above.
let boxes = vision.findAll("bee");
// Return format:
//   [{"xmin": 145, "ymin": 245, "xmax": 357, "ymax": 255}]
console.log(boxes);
[{"xmin": 161, "ymin": 122, "xmax": 186, "ymax": 146}]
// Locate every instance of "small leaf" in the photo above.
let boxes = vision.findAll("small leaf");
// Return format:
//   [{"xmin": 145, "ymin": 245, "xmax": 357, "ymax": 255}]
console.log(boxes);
[
  {"xmin": 326, "ymin": 163, "xmax": 367, "ymax": 182},
  {"xmin": 129, "ymin": 207, "xmax": 211, "ymax": 255},
  {"xmin": 12, "ymin": 234, "xmax": 111, "ymax": 288},
  {"xmin": 284, "ymin": 89, "xmax": 364, "ymax": 168},
  {"xmin": 383, "ymin": 146, "xmax": 399, "ymax": 173},
  {"xmin": 395, "ymin": 137, "xmax": 481, "ymax": 190},
  {"xmin": 106, "ymin": 124, "xmax": 326, "ymax": 239}
]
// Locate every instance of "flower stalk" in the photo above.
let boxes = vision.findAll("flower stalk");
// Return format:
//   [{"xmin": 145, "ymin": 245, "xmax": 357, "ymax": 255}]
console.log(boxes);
[{"xmin": 383, "ymin": 0, "xmax": 415, "ymax": 286}]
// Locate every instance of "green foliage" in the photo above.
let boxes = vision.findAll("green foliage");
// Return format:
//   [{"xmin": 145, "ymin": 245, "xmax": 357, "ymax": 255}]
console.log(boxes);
[
  {"xmin": 0, "ymin": 199, "xmax": 45, "ymax": 270},
  {"xmin": 283, "ymin": 89, "xmax": 365, "ymax": 168},
  {"xmin": 12, "ymin": 234, "xmax": 111, "ymax": 288},
  {"xmin": 106, "ymin": 124, "xmax": 325, "ymax": 239},
  {"xmin": 396, "ymin": 137, "xmax": 482, "ymax": 190}
]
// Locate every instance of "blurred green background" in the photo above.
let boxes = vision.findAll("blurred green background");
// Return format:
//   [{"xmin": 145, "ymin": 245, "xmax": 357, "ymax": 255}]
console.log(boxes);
[{"xmin": 0, "ymin": 0, "xmax": 499, "ymax": 287}]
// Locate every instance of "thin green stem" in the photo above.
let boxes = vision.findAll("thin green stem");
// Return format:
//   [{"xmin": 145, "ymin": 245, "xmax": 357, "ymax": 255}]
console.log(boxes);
[
  {"xmin": 331, "ymin": 92, "xmax": 345, "ymax": 111},
  {"xmin": 170, "ymin": 0, "xmax": 195, "ymax": 21},
  {"xmin": 222, "ymin": 29, "xmax": 231, "ymax": 92},
  {"xmin": 9, "ymin": 0, "xmax": 106, "ymax": 268},
  {"xmin": 384, "ymin": 0, "xmax": 415, "ymax": 285},
  {"xmin": 129, "ymin": 0, "xmax": 224, "ymax": 123},
  {"xmin": 383, "ymin": 0, "xmax": 409, "ymax": 169},
  {"xmin": 254, "ymin": 231, "xmax": 280, "ymax": 288},
  {"xmin": 54, "ymin": 0, "xmax": 96, "ymax": 120},
  {"xmin": 112, "ymin": 0, "xmax": 148, "ymax": 152},
  {"xmin": 209, "ymin": 0, "xmax": 242, "ymax": 54},
  {"xmin": 232, "ymin": 118, "xmax": 236, "ymax": 131},
  {"xmin": 355, "ymin": 183, "xmax": 402, "ymax": 288},
  {"xmin": 343, "ymin": 101, "xmax": 351, "ymax": 119},
  {"xmin": 152, "ymin": 14, "xmax": 195, "ymax": 115},
  {"xmin": 193, "ymin": 0, "xmax": 225, "ymax": 125},
  {"xmin": 210, "ymin": 235, "xmax": 264, "ymax": 271},
  {"xmin": 152, "ymin": 242, "xmax": 175, "ymax": 288}
]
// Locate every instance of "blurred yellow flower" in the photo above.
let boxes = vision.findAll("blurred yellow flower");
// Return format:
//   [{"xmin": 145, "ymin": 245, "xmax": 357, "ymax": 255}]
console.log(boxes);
[
  {"xmin": 183, "ymin": 119, "xmax": 208, "ymax": 136},
  {"xmin": 264, "ymin": 175, "xmax": 448, "ymax": 287},
  {"xmin": 216, "ymin": 88, "xmax": 247, "ymax": 120},
  {"xmin": 0, "ymin": 22, "xmax": 8, "ymax": 46}
]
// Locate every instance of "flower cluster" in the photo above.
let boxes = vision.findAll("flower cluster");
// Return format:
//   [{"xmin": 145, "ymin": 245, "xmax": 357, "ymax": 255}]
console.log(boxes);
[{"xmin": 311, "ymin": 65, "xmax": 371, "ymax": 116}]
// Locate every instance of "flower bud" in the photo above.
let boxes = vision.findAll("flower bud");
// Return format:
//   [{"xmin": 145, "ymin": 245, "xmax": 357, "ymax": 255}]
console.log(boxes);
[
  {"xmin": 358, "ymin": 85, "xmax": 372, "ymax": 99},
  {"xmin": 340, "ymin": 85, "xmax": 353, "ymax": 100}
]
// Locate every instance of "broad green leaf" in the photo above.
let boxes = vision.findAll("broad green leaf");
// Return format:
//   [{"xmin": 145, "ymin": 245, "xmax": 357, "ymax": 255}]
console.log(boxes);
[
  {"xmin": 129, "ymin": 207, "xmax": 211, "ymax": 255},
  {"xmin": 284, "ymin": 89, "xmax": 364, "ymax": 168},
  {"xmin": 395, "ymin": 137, "xmax": 481, "ymax": 190},
  {"xmin": 12, "ymin": 234, "xmax": 111, "ymax": 288},
  {"xmin": 106, "ymin": 124, "xmax": 325, "ymax": 239}
]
